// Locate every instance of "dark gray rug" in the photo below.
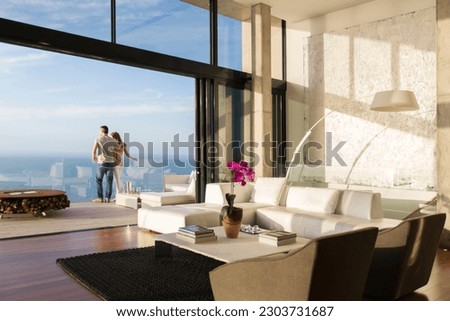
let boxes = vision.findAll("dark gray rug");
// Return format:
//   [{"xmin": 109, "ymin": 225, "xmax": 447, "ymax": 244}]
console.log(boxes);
[{"xmin": 56, "ymin": 246, "xmax": 224, "ymax": 301}]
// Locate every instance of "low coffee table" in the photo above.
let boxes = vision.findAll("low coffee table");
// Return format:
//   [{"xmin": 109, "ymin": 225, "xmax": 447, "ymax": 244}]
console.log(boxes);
[
  {"xmin": 155, "ymin": 226, "xmax": 310, "ymax": 263},
  {"xmin": 0, "ymin": 189, "xmax": 70, "ymax": 218}
]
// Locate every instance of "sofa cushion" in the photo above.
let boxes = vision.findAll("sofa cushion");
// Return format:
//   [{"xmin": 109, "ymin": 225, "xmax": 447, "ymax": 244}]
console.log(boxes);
[
  {"xmin": 335, "ymin": 190, "xmax": 383, "ymax": 219},
  {"xmin": 286, "ymin": 187, "xmax": 340, "ymax": 214},
  {"xmin": 256, "ymin": 206, "xmax": 399, "ymax": 238},
  {"xmin": 204, "ymin": 183, "xmax": 254, "ymax": 205},
  {"xmin": 166, "ymin": 183, "xmax": 189, "ymax": 192},
  {"xmin": 204, "ymin": 184, "xmax": 225, "ymax": 205},
  {"xmin": 140, "ymin": 191, "xmax": 195, "ymax": 207},
  {"xmin": 250, "ymin": 177, "xmax": 286, "ymax": 205},
  {"xmin": 233, "ymin": 184, "xmax": 254, "ymax": 203}
]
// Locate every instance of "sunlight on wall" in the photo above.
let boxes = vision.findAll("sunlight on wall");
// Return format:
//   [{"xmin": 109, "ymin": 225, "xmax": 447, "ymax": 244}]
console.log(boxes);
[
  {"xmin": 305, "ymin": 8, "xmax": 436, "ymax": 191},
  {"xmin": 353, "ymin": 37, "xmax": 392, "ymax": 101},
  {"xmin": 323, "ymin": 33, "xmax": 351, "ymax": 100}
]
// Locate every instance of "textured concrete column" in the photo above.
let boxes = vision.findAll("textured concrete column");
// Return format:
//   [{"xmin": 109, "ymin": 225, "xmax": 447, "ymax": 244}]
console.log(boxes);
[
  {"xmin": 251, "ymin": 3, "xmax": 272, "ymax": 177},
  {"xmin": 437, "ymin": 0, "xmax": 450, "ymax": 247}
]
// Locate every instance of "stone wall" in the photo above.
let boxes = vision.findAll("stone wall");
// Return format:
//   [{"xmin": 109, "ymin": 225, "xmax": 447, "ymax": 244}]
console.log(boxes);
[
  {"xmin": 437, "ymin": 0, "xmax": 450, "ymax": 232},
  {"xmin": 303, "ymin": 8, "xmax": 436, "ymax": 191}
]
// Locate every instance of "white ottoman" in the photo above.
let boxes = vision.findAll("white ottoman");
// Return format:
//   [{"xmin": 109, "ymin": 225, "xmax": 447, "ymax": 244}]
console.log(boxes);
[
  {"xmin": 140, "ymin": 191, "xmax": 195, "ymax": 208},
  {"xmin": 138, "ymin": 206, "xmax": 220, "ymax": 233},
  {"xmin": 116, "ymin": 193, "xmax": 140, "ymax": 209}
]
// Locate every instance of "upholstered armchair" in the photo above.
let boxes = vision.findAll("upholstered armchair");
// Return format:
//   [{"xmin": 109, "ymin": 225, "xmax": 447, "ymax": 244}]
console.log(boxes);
[
  {"xmin": 209, "ymin": 227, "xmax": 379, "ymax": 301},
  {"xmin": 364, "ymin": 213, "xmax": 446, "ymax": 300},
  {"xmin": 163, "ymin": 171, "xmax": 195, "ymax": 192}
]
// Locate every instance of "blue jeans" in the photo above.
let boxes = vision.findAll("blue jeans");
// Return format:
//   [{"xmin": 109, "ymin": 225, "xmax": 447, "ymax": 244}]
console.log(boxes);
[{"xmin": 96, "ymin": 162, "xmax": 115, "ymax": 199}]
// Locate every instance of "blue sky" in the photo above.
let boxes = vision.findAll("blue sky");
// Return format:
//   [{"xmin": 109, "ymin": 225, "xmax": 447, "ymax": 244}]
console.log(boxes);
[
  {"xmin": 0, "ymin": 0, "xmax": 241, "ymax": 158},
  {"xmin": 0, "ymin": 42, "xmax": 195, "ymax": 157}
]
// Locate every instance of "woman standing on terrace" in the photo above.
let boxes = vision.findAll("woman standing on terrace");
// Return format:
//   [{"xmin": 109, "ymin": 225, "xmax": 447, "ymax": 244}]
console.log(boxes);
[{"xmin": 111, "ymin": 132, "xmax": 138, "ymax": 194}]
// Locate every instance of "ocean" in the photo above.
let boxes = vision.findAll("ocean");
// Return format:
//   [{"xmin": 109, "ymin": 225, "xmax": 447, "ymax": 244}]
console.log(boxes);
[{"xmin": 0, "ymin": 156, "xmax": 194, "ymax": 202}]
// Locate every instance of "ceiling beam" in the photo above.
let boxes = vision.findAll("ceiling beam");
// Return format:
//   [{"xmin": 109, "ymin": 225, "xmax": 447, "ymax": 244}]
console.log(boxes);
[{"xmin": 0, "ymin": 18, "xmax": 251, "ymax": 87}]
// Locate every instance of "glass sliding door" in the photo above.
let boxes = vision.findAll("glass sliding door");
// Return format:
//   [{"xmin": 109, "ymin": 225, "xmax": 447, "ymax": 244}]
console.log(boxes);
[
  {"xmin": 272, "ymin": 91, "xmax": 287, "ymax": 177},
  {"xmin": 195, "ymin": 79, "xmax": 251, "ymax": 201},
  {"xmin": 216, "ymin": 83, "xmax": 252, "ymax": 182},
  {"xmin": 1, "ymin": 1, "xmax": 289, "ymax": 202}
]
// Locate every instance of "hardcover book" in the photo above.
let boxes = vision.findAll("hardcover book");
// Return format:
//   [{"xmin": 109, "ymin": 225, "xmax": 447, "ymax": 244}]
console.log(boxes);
[
  {"xmin": 176, "ymin": 233, "xmax": 218, "ymax": 244},
  {"xmin": 259, "ymin": 230, "xmax": 297, "ymax": 241},
  {"xmin": 259, "ymin": 236, "xmax": 296, "ymax": 246},
  {"xmin": 178, "ymin": 225, "xmax": 214, "ymax": 235},
  {"xmin": 177, "ymin": 230, "xmax": 216, "ymax": 238}
]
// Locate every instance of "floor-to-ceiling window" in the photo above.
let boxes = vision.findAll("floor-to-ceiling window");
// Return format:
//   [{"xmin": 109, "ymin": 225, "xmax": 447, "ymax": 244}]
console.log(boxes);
[
  {"xmin": 0, "ymin": 0, "xmax": 110, "ymax": 40},
  {"xmin": 116, "ymin": 0, "xmax": 209, "ymax": 63},
  {"xmin": 218, "ymin": 2, "xmax": 244, "ymax": 71},
  {"xmin": 0, "ymin": 42, "xmax": 195, "ymax": 202},
  {"xmin": 0, "ymin": 0, "xmax": 286, "ymax": 202},
  {"xmin": 216, "ymin": 83, "xmax": 252, "ymax": 177}
]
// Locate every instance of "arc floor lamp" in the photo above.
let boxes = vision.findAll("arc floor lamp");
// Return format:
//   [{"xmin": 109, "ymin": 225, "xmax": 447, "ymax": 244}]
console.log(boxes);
[{"xmin": 285, "ymin": 90, "xmax": 420, "ymax": 181}]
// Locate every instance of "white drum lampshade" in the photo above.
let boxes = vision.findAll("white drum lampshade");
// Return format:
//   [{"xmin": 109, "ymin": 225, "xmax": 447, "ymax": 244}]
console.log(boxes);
[{"xmin": 370, "ymin": 90, "xmax": 419, "ymax": 112}]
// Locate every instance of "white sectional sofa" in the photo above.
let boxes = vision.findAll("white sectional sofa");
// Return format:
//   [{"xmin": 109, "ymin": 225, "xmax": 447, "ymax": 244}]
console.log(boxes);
[
  {"xmin": 137, "ymin": 177, "xmax": 400, "ymax": 237},
  {"xmin": 257, "ymin": 186, "xmax": 399, "ymax": 239},
  {"xmin": 137, "ymin": 182, "xmax": 268, "ymax": 233}
]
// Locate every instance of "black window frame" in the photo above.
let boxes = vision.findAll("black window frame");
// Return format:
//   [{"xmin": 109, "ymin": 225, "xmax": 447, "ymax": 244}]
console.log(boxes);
[{"xmin": 0, "ymin": 2, "xmax": 287, "ymax": 202}]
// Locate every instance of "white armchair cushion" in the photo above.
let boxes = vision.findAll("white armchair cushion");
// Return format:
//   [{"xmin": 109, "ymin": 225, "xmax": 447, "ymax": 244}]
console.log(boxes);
[
  {"xmin": 286, "ymin": 187, "xmax": 340, "ymax": 214},
  {"xmin": 335, "ymin": 190, "xmax": 383, "ymax": 219},
  {"xmin": 164, "ymin": 174, "xmax": 190, "ymax": 191},
  {"xmin": 167, "ymin": 184, "xmax": 189, "ymax": 192},
  {"xmin": 250, "ymin": 177, "xmax": 286, "ymax": 205}
]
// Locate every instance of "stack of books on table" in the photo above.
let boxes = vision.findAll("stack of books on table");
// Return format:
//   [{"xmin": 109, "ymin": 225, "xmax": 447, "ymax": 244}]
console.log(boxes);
[
  {"xmin": 259, "ymin": 230, "xmax": 297, "ymax": 246},
  {"xmin": 176, "ymin": 225, "xmax": 217, "ymax": 243}
]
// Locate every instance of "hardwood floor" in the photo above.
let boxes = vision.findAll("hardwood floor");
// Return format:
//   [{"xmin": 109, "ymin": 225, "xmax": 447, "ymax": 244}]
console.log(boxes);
[
  {"xmin": 0, "ymin": 226, "xmax": 155, "ymax": 300},
  {"xmin": 0, "ymin": 226, "xmax": 449, "ymax": 301}
]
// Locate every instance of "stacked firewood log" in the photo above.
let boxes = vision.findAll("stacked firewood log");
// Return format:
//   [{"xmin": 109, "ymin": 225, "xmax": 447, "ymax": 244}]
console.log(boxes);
[{"xmin": 0, "ymin": 195, "xmax": 70, "ymax": 216}]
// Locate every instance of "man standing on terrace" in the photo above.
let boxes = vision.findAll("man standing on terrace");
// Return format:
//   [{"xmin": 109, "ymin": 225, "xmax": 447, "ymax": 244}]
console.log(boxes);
[{"xmin": 91, "ymin": 125, "xmax": 117, "ymax": 203}]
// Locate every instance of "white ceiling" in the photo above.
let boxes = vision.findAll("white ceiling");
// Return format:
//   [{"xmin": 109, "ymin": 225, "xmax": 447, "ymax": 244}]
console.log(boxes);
[
  {"xmin": 183, "ymin": 0, "xmax": 434, "ymax": 33},
  {"xmin": 183, "ymin": 0, "xmax": 376, "ymax": 23},
  {"xmin": 232, "ymin": 0, "xmax": 376, "ymax": 23}
]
